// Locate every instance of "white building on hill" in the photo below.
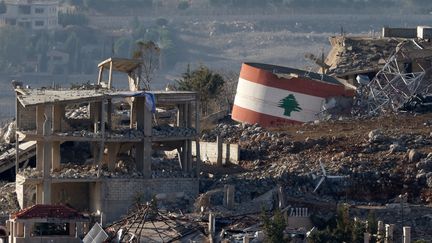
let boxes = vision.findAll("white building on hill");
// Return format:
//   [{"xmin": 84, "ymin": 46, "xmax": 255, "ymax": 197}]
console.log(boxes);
[{"xmin": 0, "ymin": 0, "xmax": 58, "ymax": 30}]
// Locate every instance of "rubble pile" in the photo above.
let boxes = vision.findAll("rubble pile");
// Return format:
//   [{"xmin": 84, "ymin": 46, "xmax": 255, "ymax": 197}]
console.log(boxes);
[
  {"xmin": 152, "ymin": 125, "xmax": 196, "ymax": 137},
  {"xmin": 19, "ymin": 164, "xmax": 144, "ymax": 179},
  {"xmin": 151, "ymin": 157, "xmax": 192, "ymax": 178},
  {"xmin": 0, "ymin": 182, "xmax": 19, "ymax": 215},
  {"xmin": 18, "ymin": 158, "xmax": 194, "ymax": 179},
  {"xmin": 201, "ymin": 113, "xmax": 432, "ymax": 204},
  {"xmin": 56, "ymin": 129, "xmax": 144, "ymax": 139},
  {"xmin": 327, "ymin": 37, "xmax": 399, "ymax": 75},
  {"xmin": 65, "ymin": 106, "xmax": 89, "ymax": 119}
]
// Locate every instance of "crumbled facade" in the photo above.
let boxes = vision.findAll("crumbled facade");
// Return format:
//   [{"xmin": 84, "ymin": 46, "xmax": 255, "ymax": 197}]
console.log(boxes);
[{"xmin": 14, "ymin": 58, "xmax": 200, "ymax": 223}]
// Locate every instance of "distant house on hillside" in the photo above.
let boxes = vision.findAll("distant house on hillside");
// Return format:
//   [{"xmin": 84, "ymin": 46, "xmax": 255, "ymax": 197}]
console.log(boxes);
[{"xmin": 0, "ymin": 0, "xmax": 58, "ymax": 30}]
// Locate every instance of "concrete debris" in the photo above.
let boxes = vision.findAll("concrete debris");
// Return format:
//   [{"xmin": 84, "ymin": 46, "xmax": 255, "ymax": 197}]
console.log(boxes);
[
  {"xmin": 65, "ymin": 106, "xmax": 89, "ymax": 119},
  {"xmin": 408, "ymin": 149, "xmax": 422, "ymax": 163},
  {"xmin": 152, "ymin": 125, "xmax": 196, "ymax": 137},
  {"xmin": 105, "ymin": 202, "xmax": 207, "ymax": 242},
  {"xmin": 3, "ymin": 121, "xmax": 16, "ymax": 144},
  {"xmin": 327, "ymin": 36, "xmax": 399, "ymax": 76},
  {"xmin": 200, "ymin": 114, "xmax": 432, "ymax": 203},
  {"xmin": 0, "ymin": 182, "xmax": 20, "ymax": 215},
  {"xmin": 17, "ymin": 157, "xmax": 193, "ymax": 179}
]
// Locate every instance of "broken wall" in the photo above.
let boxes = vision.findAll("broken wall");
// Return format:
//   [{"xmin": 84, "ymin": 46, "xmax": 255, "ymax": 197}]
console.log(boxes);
[
  {"xmin": 103, "ymin": 178, "xmax": 199, "ymax": 223},
  {"xmin": 51, "ymin": 183, "xmax": 90, "ymax": 212},
  {"xmin": 16, "ymin": 103, "xmax": 36, "ymax": 131}
]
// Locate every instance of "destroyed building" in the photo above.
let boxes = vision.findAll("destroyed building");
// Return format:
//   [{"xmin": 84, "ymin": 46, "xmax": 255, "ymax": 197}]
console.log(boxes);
[
  {"xmin": 324, "ymin": 26, "xmax": 432, "ymax": 114},
  {"xmin": 13, "ymin": 58, "xmax": 201, "ymax": 223}
]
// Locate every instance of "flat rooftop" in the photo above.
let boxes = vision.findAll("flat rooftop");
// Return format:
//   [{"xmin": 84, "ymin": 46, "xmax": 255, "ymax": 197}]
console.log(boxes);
[{"xmin": 15, "ymin": 88, "xmax": 197, "ymax": 107}]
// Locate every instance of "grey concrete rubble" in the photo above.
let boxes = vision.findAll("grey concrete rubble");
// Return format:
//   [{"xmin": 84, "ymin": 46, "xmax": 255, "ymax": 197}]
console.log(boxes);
[
  {"xmin": 152, "ymin": 125, "xmax": 196, "ymax": 137},
  {"xmin": 65, "ymin": 106, "xmax": 89, "ymax": 119},
  {"xmin": 0, "ymin": 182, "xmax": 19, "ymax": 215},
  {"xmin": 17, "ymin": 157, "xmax": 194, "ymax": 179}
]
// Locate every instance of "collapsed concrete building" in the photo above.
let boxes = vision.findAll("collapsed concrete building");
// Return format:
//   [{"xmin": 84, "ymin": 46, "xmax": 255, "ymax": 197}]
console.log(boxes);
[
  {"xmin": 13, "ymin": 58, "xmax": 201, "ymax": 223},
  {"xmin": 323, "ymin": 27, "xmax": 432, "ymax": 114}
]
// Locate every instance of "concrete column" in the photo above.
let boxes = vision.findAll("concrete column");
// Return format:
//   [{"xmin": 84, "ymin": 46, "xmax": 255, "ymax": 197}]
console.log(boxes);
[
  {"xmin": 42, "ymin": 105, "xmax": 52, "ymax": 204},
  {"xmin": 177, "ymin": 104, "xmax": 184, "ymax": 127},
  {"xmin": 36, "ymin": 184, "xmax": 43, "ymax": 204},
  {"xmin": 23, "ymin": 222, "xmax": 30, "ymax": 238},
  {"xmin": 16, "ymin": 222, "xmax": 23, "ymax": 237},
  {"xmin": 52, "ymin": 141, "xmax": 60, "ymax": 170},
  {"xmin": 184, "ymin": 103, "xmax": 189, "ymax": 128},
  {"xmin": 194, "ymin": 101, "xmax": 201, "ymax": 176},
  {"xmin": 36, "ymin": 105, "xmax": 45, "ymax": 171},
  {"xmin": 403, "ymin": 226, "xmax": 411, "ymax": 243},
  {"xmin": 385, "ymin": 224, "xmax": 394, "ymax": 243},
  {"xmin": 181, "ymin": 140, "xmax": 188, "ymax": 171},
  {"xmin": 223, "ymin": 185, "xmax": 235, "ymax": 209},
  {"xmin": 187, "ymin": 139, "xmax": 193, "ymax": 172},
  {"xmin": 10, "ymin": 221, "xmax": 14, "ymax": 240},
  {"xmin": 135, "ymin": 97, "xmax": 145, "ymax": 130},
  {"xmin": 216, "ymin": 136, "xmax": 222, "ymax": 167},
  {"xmin": 108, "ymin": 61, "xmax": 113, "ymax": 89},
  {"xmin": 243, "ymin": 235, "xmax": 251, "ymax": 243},
  {"xmin": 107, "ymin": 99, "xmax": 112, "ymax": 131},
  {"xmin": 142, "ymin": 102, "xmax": 152, "ymax": 178},
  {"xmin": 377, "ymin": 221, "xmax": 384, "ymax": 240},
  {"xmin": 278, "ymin": 185, "xmax": 285, "ymax": 209},
  {"xmin": 52, "ymin": 104, "xmax": 63, "ymax": 132},
  {"xmin": 90, "ymin": 102, "xmax": 101, "ymax": 134},
  {"xmin": 69, "ymin": 222, "xmax": 76, "ymax": 237},
  {"xmin": 106, "ymin": 143, "xmax": 120, "ymax": 171},
  {"xmin": 97, "ymin": 101, "xmax": 106, "ymax": 178},
  {"xmin": 97, "ymin": 66, "xmax": 104, "ymax": 85},
  {"xmin": 208, "ymin": 213, "xmax": 215, "ymax": 241},
  {"xmin": 136, "ymin": 139, "xmax": 152, "ymax": 177},
  {"xmin": 75, "ymin": 222, "xmax": 83, "ymax": 238}
]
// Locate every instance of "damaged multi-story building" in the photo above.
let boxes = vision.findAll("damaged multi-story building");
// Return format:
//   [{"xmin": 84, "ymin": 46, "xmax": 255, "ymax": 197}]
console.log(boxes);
[{"xmin": 13, "ymin": 58, "xmax": 201, "ymax": 223}]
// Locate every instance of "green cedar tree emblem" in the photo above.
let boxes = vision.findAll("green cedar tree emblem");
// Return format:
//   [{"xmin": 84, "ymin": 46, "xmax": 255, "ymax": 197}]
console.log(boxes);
[{"xmin": 278, "ymin": 94, "xmax": 302, "ymax": 116}]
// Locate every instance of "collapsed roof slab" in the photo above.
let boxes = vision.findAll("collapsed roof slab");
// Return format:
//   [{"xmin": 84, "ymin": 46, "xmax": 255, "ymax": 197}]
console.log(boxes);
[
  {"xmin": 15, "ymin": 88, "xmax": 147, "ymax": 108},
  {"xmin": 98, "ymin": 58, "xmax": 142, "ymax": 74}
]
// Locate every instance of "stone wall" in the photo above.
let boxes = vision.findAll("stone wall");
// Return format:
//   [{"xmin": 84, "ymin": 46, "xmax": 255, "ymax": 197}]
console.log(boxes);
[
  {"xmin": 16, "ymin": 103, "xmax": 36, "ymax": 131},
  {"xmin": 102, "ymin": 178, "xmax": 199, "ymax": 223}
]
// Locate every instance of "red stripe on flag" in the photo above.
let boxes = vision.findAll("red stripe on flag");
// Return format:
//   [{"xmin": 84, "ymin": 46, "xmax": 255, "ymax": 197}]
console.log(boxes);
[
  {"xmin": 239, "ymin": 63, "xmax": 355, "ymax": 98},
  {"xmin": 232, "ymin": 104, "xmax": 303, "ymax": 127}
]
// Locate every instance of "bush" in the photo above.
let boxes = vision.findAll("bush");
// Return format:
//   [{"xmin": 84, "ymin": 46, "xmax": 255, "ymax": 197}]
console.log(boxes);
[{"xmin": 261, "ymin": 208, "xmax": 287, "ymax": 243}]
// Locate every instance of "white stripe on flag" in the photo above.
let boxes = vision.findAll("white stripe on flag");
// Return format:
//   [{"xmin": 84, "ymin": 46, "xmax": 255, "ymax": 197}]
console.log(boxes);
[{"xmin": 234, "ymin": 78, "xmax": 325, "ymax": 122}]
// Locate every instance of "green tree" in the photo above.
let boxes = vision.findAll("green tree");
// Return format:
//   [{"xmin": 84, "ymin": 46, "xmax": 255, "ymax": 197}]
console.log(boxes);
[
  {"xmin": 176, "ymin": 64, "xmax": 225, "ymax": 115},
  {"xmin": 278, "ymin": 94, "xmax": 302, "ymax": 116},
  {"xmin": 133, "ymin": 40, "xmax": 160, "ymax": 90},
  {"xmin": 261, "ymin": 208, "xmax": 287, "ymax": 243}
]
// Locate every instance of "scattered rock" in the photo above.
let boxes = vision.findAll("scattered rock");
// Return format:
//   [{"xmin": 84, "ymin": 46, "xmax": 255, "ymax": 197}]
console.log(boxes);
[{"xmin": 408, "ymin": 149, "xmax": 422, "ymax": 163}]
